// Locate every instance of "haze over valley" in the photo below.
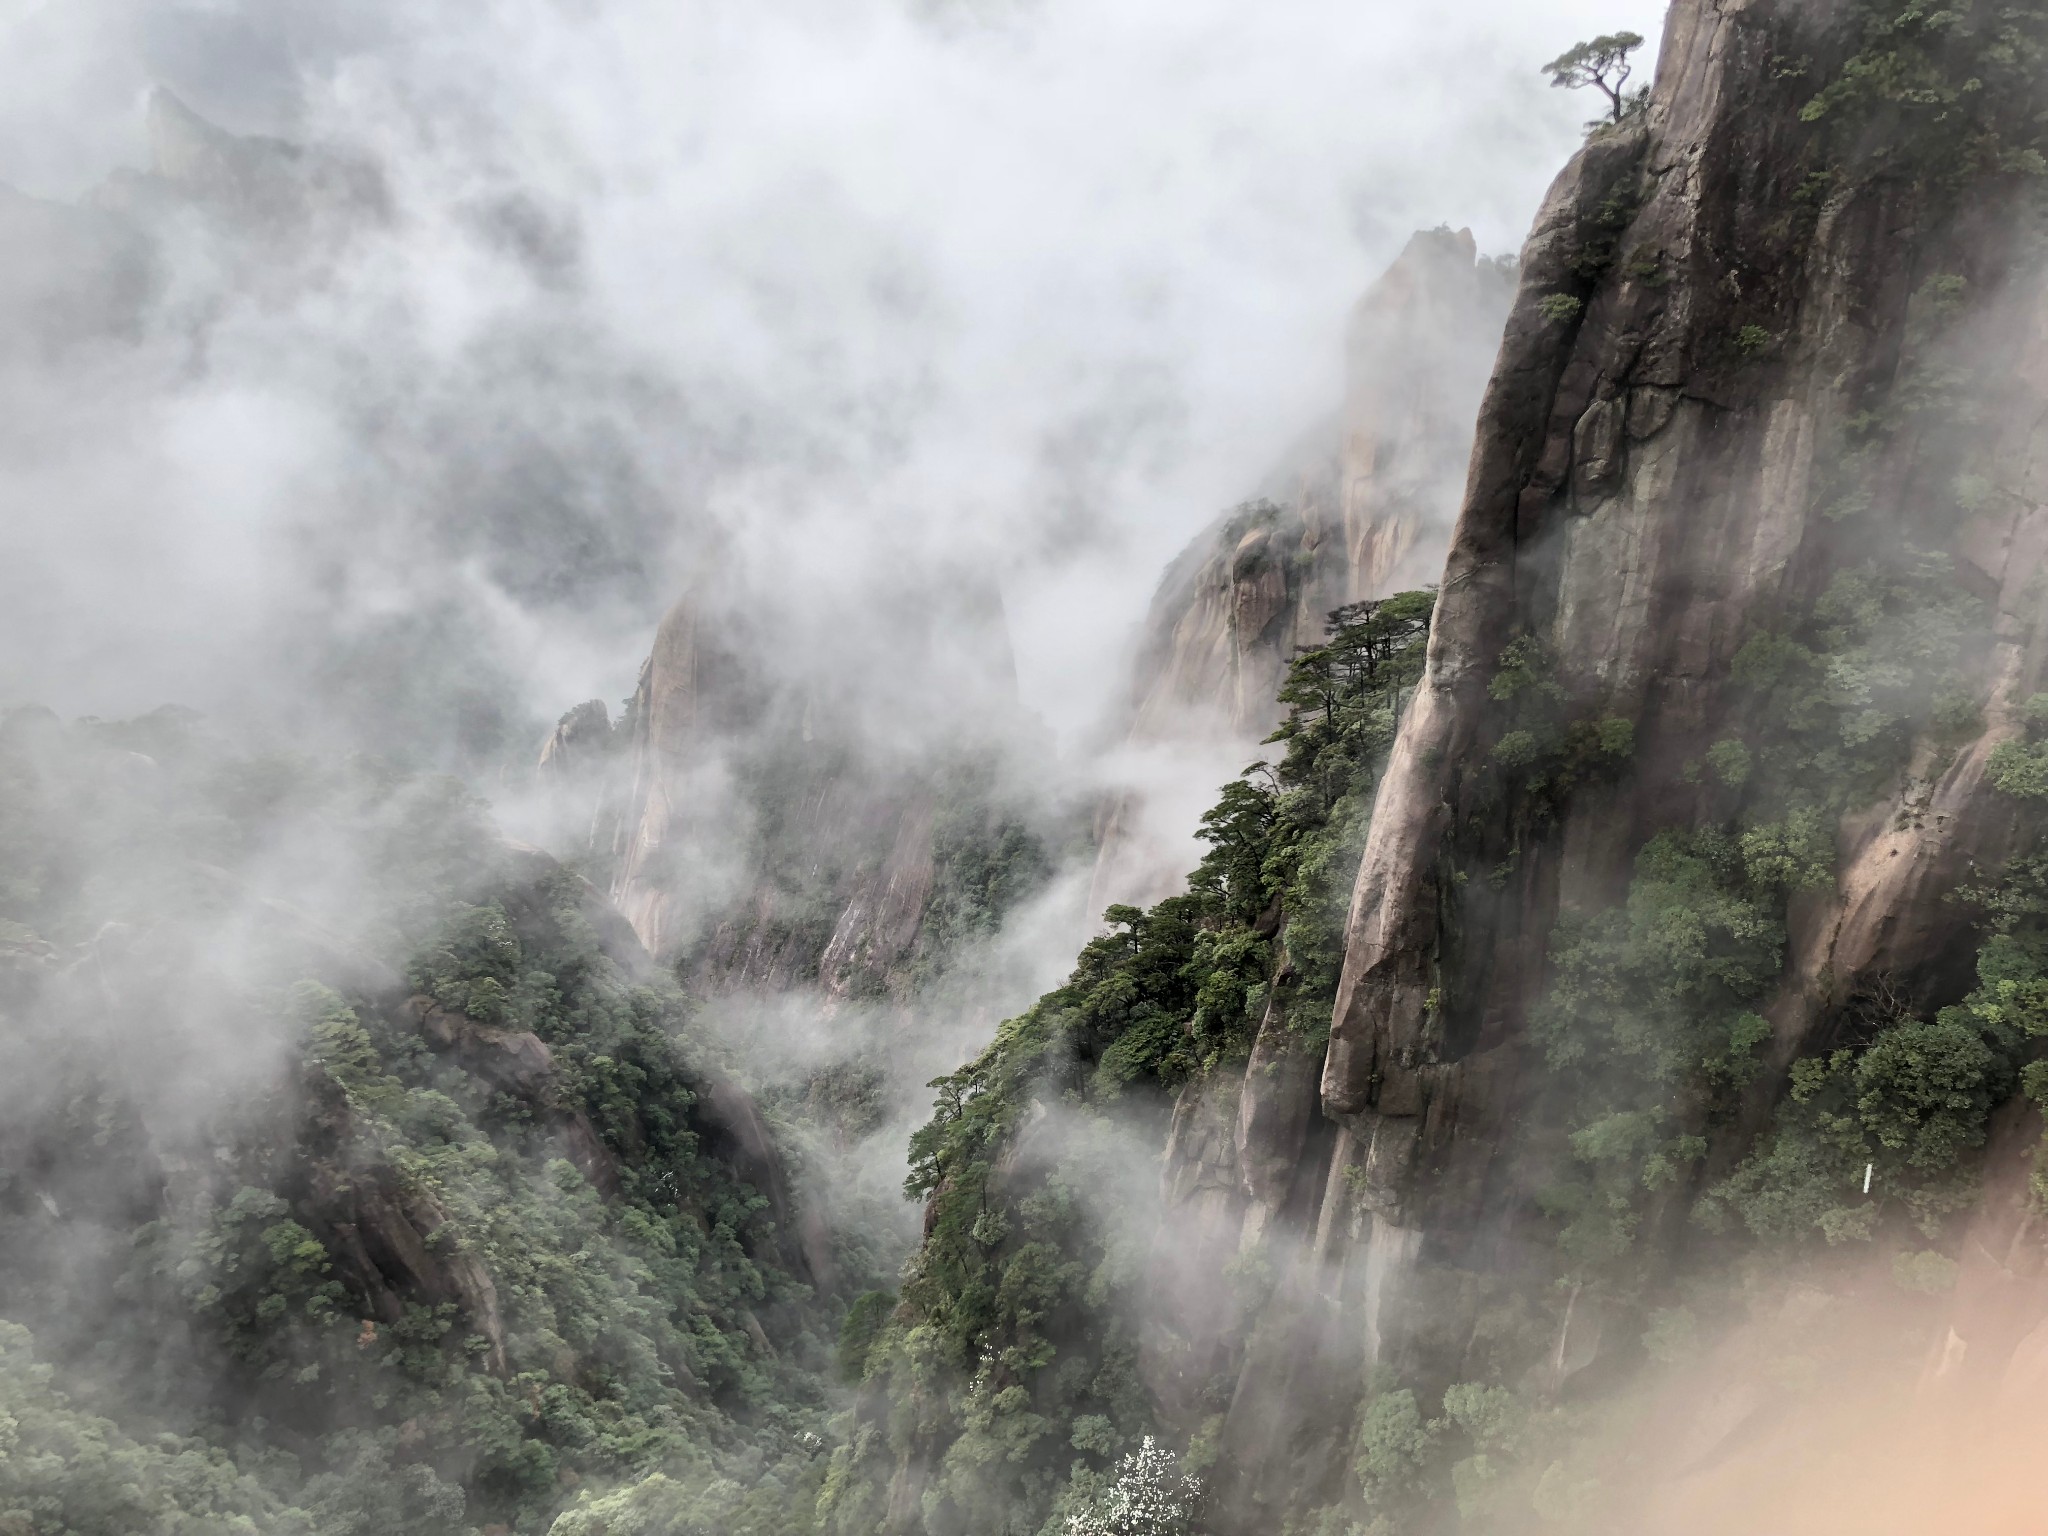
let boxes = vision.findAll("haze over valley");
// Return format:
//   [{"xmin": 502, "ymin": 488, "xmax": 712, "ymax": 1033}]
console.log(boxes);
[{"xmin": 5, "ymin": 2, "xmax": 2047, "ymax": 1534}]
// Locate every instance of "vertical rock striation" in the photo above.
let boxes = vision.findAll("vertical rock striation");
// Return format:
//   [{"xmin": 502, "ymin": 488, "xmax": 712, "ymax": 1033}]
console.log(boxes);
[
  {"xmin": 1127, "ymin": 2, "xmax": 2048, "ymax": 1525},
  {"xmin": 1331, "ymin": 0, "xmax": 2047, "ymax": 1192},
  {"xmin": 1307, "ymin": 0, "xmax": 2048, "ymax": 1427},
  {"xmin": 597, "ymin": 571, "xmax": 1039, "ymax": 1003},
  {"xmin": 1091, "ymin": 229, "xmax": 1516, "ymax": 912}
]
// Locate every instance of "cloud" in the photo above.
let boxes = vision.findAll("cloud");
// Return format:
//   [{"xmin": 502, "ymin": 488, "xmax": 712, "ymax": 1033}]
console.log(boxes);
[{"xmin": 0, "ymin": 0, "xmax": 1664, "ymax": 763}]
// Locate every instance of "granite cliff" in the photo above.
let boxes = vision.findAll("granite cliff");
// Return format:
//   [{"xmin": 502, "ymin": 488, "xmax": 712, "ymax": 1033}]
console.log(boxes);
[
  {"xmin": 9, "ymin": 8, "xmax": 2048, "ymax": 1533},
  {"xmin": 556, "ymin": 569, "xmax": 1057, "ymax": 1012},
  {"xmin": 848, "ymin": 3, "xmax": 2048, "ymax": 1532},
  {"xmin": 1091, "ymin": 229, "xmax": 1515, "ymax": 911}
]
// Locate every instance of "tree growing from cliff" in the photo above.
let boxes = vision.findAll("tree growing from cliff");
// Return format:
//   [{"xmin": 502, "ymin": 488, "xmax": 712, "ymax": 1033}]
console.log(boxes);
[{"xmin": 1541, "ymin": 32, "xmax": 1646, "ymax": 124}]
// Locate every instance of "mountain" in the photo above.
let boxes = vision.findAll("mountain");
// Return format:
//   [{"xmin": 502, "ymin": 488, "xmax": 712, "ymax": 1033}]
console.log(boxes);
[
  {"xmin": 10, "ymin": 6, "xmax": 2048, "ymax": 1534},
  {"xmin": 840, "ymin": 3, "xmax": 2048, "ymax": 1533},
  {"xmin": 1090, "ymin": 228, "xmax": 1515, "ymax": 912},
  {"xmin": 557, "ymin": 566, "xmax": 1061, "ymax": 1008},
  {"xmin": 0, "ymin": 704, "xmax": 848, "ymax": 1536}
]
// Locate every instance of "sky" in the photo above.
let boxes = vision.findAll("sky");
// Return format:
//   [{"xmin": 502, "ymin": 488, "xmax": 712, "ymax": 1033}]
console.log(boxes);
[{"xmin": 0, "ymin": 0, "xmax": 1669, "ymax": 758}]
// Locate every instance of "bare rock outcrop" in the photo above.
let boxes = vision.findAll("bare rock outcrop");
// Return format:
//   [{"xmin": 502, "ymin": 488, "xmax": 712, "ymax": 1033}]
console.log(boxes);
[
  {"xmin": 1097, "ymin": 5, "xmax": 2048, "ymax": 1526},
  {"xmin": 1090, "ymin": 228, "xmax": 1514, "ymax": 912},
  {"xmin": 307, "ymin": 1150, "xmax": 512, "ymax": 1376},
  {"xmin": 609, "ymin": 597, "xmax": 739, "ymax": 958},
  {"xmin": 1311, "ymin": 0, "xmax": 2048, "ymax": 1384},
  {"xmin": 817, "ymin": 793, "xmax": 938, "ymax": 1003},
  {"xmin": 602, "ymin": 570, "xmax": 1030, "ymax": 1003}
]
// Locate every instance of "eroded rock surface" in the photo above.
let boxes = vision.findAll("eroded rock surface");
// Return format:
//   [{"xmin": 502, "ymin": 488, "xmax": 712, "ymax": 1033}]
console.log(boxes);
[
  {"xmin": 1110, "ymin": 4, "xmax": 2048, "ymax": 1525},
  {"xmin": 1091, "ymin": 228, "xmax": 1515, "ymax": 911}
]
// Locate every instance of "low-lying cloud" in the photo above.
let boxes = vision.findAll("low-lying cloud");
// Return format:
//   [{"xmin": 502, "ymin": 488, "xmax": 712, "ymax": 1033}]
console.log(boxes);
[{"xmin": 1, "ymin": 0, "xmax": 1663, "ymax": 770}]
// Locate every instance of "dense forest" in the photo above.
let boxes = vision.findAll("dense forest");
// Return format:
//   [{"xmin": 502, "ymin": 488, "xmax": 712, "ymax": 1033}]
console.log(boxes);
[
  {"xmin": 0, "ymin": 590, "xmax": 1438, "ymax": 1533},
  {"xmin": 9, "ymin": 0, "xmax": 2048, "ymax": 1533},
  {"xmin": 0, "ymin": 705, "xmax": 853, "ymax": 1533}
]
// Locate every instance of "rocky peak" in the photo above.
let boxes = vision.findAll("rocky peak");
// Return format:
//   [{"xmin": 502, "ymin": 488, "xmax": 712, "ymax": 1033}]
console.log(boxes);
[
  {"xmin": 1325, "ymin": 0, "xmax": 2048, "ymax": 1210},
  {"xmin": 1089, "ymin": 227, "xmax": 1515, "ymax": 911},
  {"xmin": 599, "ymin": 566, "xmax": 1048, "ymax": 1003},
  {"xmin": 94, "ymin": 87, "xmax": 388, "ymax": 232},
  {"xmin": 868, "ymin": 4, "xmax": 2048, "ymax": 1529}
]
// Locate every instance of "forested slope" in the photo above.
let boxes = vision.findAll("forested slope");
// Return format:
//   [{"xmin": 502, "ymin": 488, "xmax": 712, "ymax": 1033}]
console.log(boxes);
[
  {"xmin": 0, "ymin": 706, "xmax": 852, "ymax": 1534},
  {"xmin": 844, "ymin": 1, "xmax": 2048, "ymax": 1532},
  {"xmin": 12, "ymin": 3, "xmax": 2048, "ymax": 1534}
]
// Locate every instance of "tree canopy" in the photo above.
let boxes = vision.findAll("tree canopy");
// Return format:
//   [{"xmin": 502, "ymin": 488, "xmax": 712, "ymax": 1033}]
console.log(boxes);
[{"xmin": 1541, "ymin": 32, "xmax": 1647, "ymax": 123}]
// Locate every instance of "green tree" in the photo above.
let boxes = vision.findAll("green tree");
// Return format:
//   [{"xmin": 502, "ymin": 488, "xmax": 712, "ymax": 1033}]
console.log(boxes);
[{"xmin": 1541, "ymin": 32, "xmax": 1647, "ymax": 123}]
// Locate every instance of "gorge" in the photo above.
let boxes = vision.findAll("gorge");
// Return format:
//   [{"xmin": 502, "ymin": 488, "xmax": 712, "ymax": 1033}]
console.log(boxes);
[{"xmin": 5, "ymin": 1, "xmax": 2048, "ymax": 1534}]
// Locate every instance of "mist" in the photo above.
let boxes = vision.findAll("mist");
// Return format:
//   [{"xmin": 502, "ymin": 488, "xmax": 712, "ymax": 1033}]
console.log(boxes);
[
  {"xmin": 2, "ymin": 0, "xmax": 1662, "ymax": 767},
  {"xmin": 0, "ymin": 3, "xmax": 1726, "ymax": 1533}
]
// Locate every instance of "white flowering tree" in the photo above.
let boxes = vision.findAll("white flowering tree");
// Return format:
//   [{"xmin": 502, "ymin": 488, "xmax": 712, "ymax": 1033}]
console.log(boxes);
[{"xmin": 1067, "ymin": 1437, "xmax": 1201, "ymax": 1536}]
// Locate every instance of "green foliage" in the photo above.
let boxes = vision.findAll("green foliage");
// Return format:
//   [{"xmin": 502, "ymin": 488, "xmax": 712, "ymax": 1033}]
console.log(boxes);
[
  {"xmin": 1540, "ymin": 32, "xmax": 1648, "ymax": 124},
  {"xmin": 1736, "ymin": 809, "xmax": 1834, "ymax": 890},
  {"xmin": 0, "ymin": 711, "xmax": 843, "ymax": 1536},
  {"xmin": 1704, "ymin": 737, "xmax": 1752, "ymax": 788},
  {"xmin": 837, "ymin": 1293, "xmax": 896, "ymax": 1389},
  {"xmin": 1488, "ymin": 638, "xmax": 1565, "ymax": 708},
  {"xmin": 1353, "ymin": 1391, "xmax": 1438, "ymax": 1508},
  {"xmin": 1704, "ymin": 952, "xmax": 2026, "ymax": 1243},
  {"xmin": 0, "ymin": 1320, "xmax": 304, "ymax": 1535},
  {"xmin": 1536, "ymin": 293, "xmax": 1584, "ymax": 323},
  {"xmin": 1541, "ymin": 833, "xmax": 1783, "ymax": 1088},
  {"xmin": 1797, "ymin": 0, "xmax": 2048, "ymax": 193},
  {"xmin": 1705, "ymin": 858, "xmax": 2048, "ymax": 1251},
  {"xmin": 1527, "ymin": 547, "xmax": 1994, "ymax": 1289},
  {"xmin": 1062, "ymin": 1437, "xmax": 1199, "ymax": 1536},
  {"xmin": 1287, "ymin": 1374, "xmax": 1583, "ymax": 1533},
  {"xmin": 546, "ymin": 1455, "xmax": 831, "ymax": 1536},
  {"xmin": 1535, "ymin": 835, "xmax": 1778, "ymax": 1281},
  {"xmin": 829, "ymin": 595, "xmax": 1434, "ymax": 1536},
  {"xmin": 1176, "ymin": 589, "xmax": 1435, "ymax": 1054},
  {"xmin": 145, "ymin": 878, "xmax": 838, "ymax": 1531},
  {"xmin": 908, "ymin": 763, "xmax": 1059, "ymax": 990},
  {"xmin": 1988, "ymin": 699, "xmax": 2048, "ymax": 797},
  {"xmin": 1481, "ymin": 634, "xmax": 1637, "ymax": 837},
  {"xmin": 1731, "ymin": 551, "xmax": 1984, "ymax": 808}
]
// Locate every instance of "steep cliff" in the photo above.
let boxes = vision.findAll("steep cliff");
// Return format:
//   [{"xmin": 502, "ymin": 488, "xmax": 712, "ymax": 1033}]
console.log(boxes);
[
  {"xmin": 594, "ymin": 576, "xmax": 1058, "ymax": 1008},
  {"xmin": 1326, "ymin": 0, "xmax": 2048, "ymax": 1318},
  {"xmin": 1091, "ymin": 228, "xmax": 1514, "ymax": 912},
  {"xmin": 1230, "ymin": 0, "xmax": 2048, "ymax": 1521},
  {"xmin": 846, "ymin": 3, "xmax": 2048, "ymax": 1533}
]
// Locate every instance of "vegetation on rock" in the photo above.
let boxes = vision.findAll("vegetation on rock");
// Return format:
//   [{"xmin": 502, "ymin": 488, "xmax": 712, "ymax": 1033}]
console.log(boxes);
[
  {"xmin": 817, "ymin": 594, "xmax": 1433, "ymax": 1536},
  {"xmin": 0, "ymin": 707, "xmax": 849, "ymax": 1535}
]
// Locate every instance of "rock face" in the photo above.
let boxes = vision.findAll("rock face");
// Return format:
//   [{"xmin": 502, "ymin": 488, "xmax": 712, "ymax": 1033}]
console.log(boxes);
[
  {"xmin": 1323, "ymin": 0, "xmax": 2048, "ymax": 1234},
  {"xmin": 608, "ymin": 597, "xmax": 741, "ymax": 960},
  {"xmin": 598, "ymin": 574, "xmax": 1039, "ymax": 1003},
  {"xmin": 601, "ymin": 593, "xmax": 942, "ymax": 990},
  {"xmin": 1090, "ymin": 229, "xmax": 1514, "ymax": 912},
  {"xmin": 1123, "ymin": 2, "xmax": 2048, "ymax": 1525}
]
